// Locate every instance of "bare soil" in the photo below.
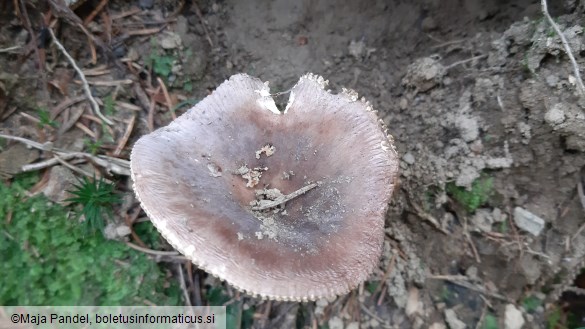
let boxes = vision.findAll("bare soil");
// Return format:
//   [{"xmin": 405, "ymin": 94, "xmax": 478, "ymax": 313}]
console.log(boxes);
[{"xmin": 1, "ymin": 0, "xmax": 585, "ymax": 328}]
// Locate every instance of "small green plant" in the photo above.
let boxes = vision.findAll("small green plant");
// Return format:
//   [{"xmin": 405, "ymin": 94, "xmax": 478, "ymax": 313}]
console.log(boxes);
[
  {"xmin": 522, "ymin": 295, "xmax": 542, "ymax": 313},
  {"xmin": 482, "ymin": 314, "xmax": 498, "ymax": 329},
  {"xmin": 446, "ymin": 175, "xmax": 494, "ymax": 213},
  {"xmin": 498, "ymin": 220, "xmax": 508, "ymax": 233},
  {"xmin": 103, "ymin": 95, "xmax": 117, "ymax": 116},
  {"xmin": 365, "ymin": 281, "xmax": 379, "ymax": 294},
  {"xmin": 151, "ymin": 53, "xmax": 175, "ymax": 78},
  {"xmin": 0, "ymin": 173, "xmax": 180, "ymax": 305},
  {"xmin": 84, "ymin": 138, "xmax": 103, "ymax": 155},
  {"xmin": 66, "ymin": 176, "xmax": 120, "ymax": 234},
  {"xmin": 37, "ymin": 108, "xmax": 59, "ymax": 129},
  {"xmin": 547, "ymin": 305, "xmax": 563, "ymax": 329}
]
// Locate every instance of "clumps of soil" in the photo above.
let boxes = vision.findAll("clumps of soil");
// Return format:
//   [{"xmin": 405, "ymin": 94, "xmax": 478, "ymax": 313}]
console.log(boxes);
[
  {"xmin": 255, "ymin": 144, "xmax": 275, "ymax": 159},
  {"xmin": 233, "ymin": 165, "xmax": 267, "ymax": 188}
]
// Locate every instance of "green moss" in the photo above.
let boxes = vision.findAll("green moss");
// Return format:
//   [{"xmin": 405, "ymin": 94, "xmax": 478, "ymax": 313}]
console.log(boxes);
[
  {"xmin": 0, "ymin": 174, "xmax": 181, "ymax": 305},
  {"xmin": 446, "ymin": 175, "xmax": 494, "ymax": 213}
]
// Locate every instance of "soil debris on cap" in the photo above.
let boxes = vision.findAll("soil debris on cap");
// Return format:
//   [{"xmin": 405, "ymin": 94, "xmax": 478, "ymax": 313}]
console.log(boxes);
[{"xmin": 255, "ymin": 144, "xmax": 275, "ymax": 159}]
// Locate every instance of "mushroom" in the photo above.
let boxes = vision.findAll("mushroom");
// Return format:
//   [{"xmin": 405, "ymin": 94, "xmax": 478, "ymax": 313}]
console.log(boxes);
[{"xmin": 130, "ymin": 73, "xmax": 399, "ymax": 301}]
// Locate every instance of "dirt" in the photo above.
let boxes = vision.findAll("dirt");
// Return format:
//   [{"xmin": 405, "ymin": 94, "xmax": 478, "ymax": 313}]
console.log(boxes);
[{"xmin": 2, "ymin": 0, "xmax": 585, "ymax": 327}]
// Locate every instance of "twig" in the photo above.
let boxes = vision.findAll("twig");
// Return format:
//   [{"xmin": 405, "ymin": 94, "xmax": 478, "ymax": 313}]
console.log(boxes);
[
  {"xmin": 113, "ymin": 115, "xmax": 136, "ymax": 156},
  {"xmin": 147, "ymin": 86, "xmax": 161, "ymax": 132},
  {"xmin": 18, "ymin": 0, "xmax": 50, "ymax": 104},
  {"xmin": 462, "ymin": 215, "xmax": 481, "ymax": 263},
  {"xmin": 125, "ymin": 241, "xmax": 181, "ymax": 256},
  {"xmin": 187, "ymin": 263, "xmax": 202, "ymax": 306},
  {"xmin": 177, "ymin": 263, "xmax": 192, "ymax": 306},
  {"xmin": 83, "ymin": 0, "xmax": 109, "ymax": 26},
  {"xmin": 251, "ymin": 183, "xmax": 319, "ymax": 211},
  {"xmin": 54, "ymin": 154, "xmax": 107, "ymax": 181},
  {"xmin": 191, "ymin": 1, "xmax": 213, "ymax": 47},
  {"xmin": 75, "ymin": 122, "xmax": 97, "ymax": 138},
  {"xmin": 541, "ymin": 0, "xmax": 585, "ymax": 96},
  {"xmin": 0, "ymin": 134, "xmax": 130, "ymax": 175},
  {"xmin": 51, "ymin": 95, "xmax": 86, "ymax": 120},
  {"xmin": 372, "ymin": 254, "xmax": 396, "ymax": 298},
  {"xmin": 48, "ymin": 28, "xmax": 113, "ymax": 125},
  {"xmin": 0, "ymin": 45, "xmax": 22, "ymax": 53},
  {"xmin": 446, "ymin": 54, "xmax": 487, "ymax": 70},
  {"xmin": 428, "ymin": 275, "xmax": 510, "ymax": 302},
  {"xmin": 404, "ymin": 189, "xmax": 449, "ymax": 234},
  {"xmin": 359, "ymin": 304, "xmax": 393, "ymax": 329},
  {"xmin": 157, "ymin": 77, "xmax": 176, "ymax": 120}
]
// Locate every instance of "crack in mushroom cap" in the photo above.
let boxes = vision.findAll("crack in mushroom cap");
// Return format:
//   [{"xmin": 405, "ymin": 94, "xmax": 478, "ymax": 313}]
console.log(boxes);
[{"xmin": 130, "ymin": 73, "xmax": 399, "ymax": 301}]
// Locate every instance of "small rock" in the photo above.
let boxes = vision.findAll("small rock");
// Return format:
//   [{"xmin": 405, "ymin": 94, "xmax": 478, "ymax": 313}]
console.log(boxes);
[
  {"xmin": 469, "ymin": 140, "xmax": 483, "ymax": 154},
  {"xmin": 545, "ymin": 75, "xmax": 559, "ymax": 87},
  {"xmin": 455, "ymin": 116, "xmax": 480, "ymax": 142},
  {"xmin": 403, "ymin": 152, "xmax": 416, "ymax": 165},
  {"xmin": 103, "ymin": 223, "xmax": 131, "ymax": 240},
  {"xmin": 406, "ymin": 287, "xmax": 422, "ymax": 317},
  {"xmin": 329, "ymin": 316, "xmax": 344, "ymax": 329},
  {"xmin": 492, "ymin": 208, "xmax": 506, "ymax": 222},
  {"xmin": 470, "ymin": 208, "xmax": 494, "ymax": 232},
  {"xmin": 444, "ymin": 309, "xmax": 466, "ymax": 329},
  {"xmin": 505, "ymin": 304, "xmax": 525, "ymax": 329},
  {"xmin": 138, "ymin": 0, "xmax": 154, "ymax": 9},
  {"xmin": 160, "ymin": 32, "xmax": 183, "ymax": 49},
  {"xmin": 348, "ymin": 40, "xmax": 366, "ymax": 60},
  {"xmin": 517, "ymin": 122, "xmax": 532, "ymax": 144},
  {"xmin": 403, "ymin": 56, "xmax": 446, "ymax": 92},
  {"xmin": 42, "ymin": 166, "xmax": 77, "ymax": 203},
  {"xmin": 421, "ymin": 16, "xmax": 438, "ymax": 31},
  {"xmin": 429, "ymin": 323, "xmax": 447, "ymax": 329},
  {"xmin": 455, "ymin": 164, "xmax": 481, "ymax": 188},
  {"xmin": 513, "ymin": 207, "xmax": 545, "ymax": 236},
  {"xmin": 544, "ymin": 103, "xmax": 566, "ymax": 126},
  {"xmin": 399, "ymin": 97, "xmax": 408, "ymax": 110}
]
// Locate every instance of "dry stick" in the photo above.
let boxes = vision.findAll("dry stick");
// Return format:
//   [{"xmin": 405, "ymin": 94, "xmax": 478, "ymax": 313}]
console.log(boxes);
[
  {"xmin": 359, "ymin": 304, "xmax": 393, "ymax": 329},
  {"xmin": 147, "ymin": 86, "xmax": 161, "ymax": 132},
  {"xmin": 51, "ymin": 95, "xmax": 86, "ymax": 120},
  {"xmin": 0, "ymin": 134, "xmax": 130, "ymax": 175},
  {"xmin": 113, "ymin": 115, "xmax": 136, "ymax": 156},
  {"xmin": 192, "ymin": 0, "xmax": 213, "ymax": 47},
  {"xmin": 541, "ymin": 0, "xmax": 585, "ymax": 97},
  {"xmin": 372, "ymin": 254, "xmax": 396, "ymax": 298},
  {"xmin": 83, "ymin": 0, "xmax": 108, "ymax": 26},
  {"xmin": 157, "ymin": 77, "xmax": 176, "ymax": 120},
  {"xmin": 47, "ymin": 28, "xmax": 113, "ymax": 125},
  {"xmin": 446, "ymin": 54, "xmax": 487, "ymax": 70},
  {"xmin": 428, "ymin": 275, "xmax": 510, "ymax": 302},
  {"xmin": 54, "ymin": 154, "xmax": 111, "ymax": 183},
  {"xmin": 125, "ymin": 241, "xmax": 181, "ymax": 256},
  {"xmin": 177, "ymin": 263, "xmax": 192, "ymax": 306},
  {"xmin": 18, "ymin": 0, "xmax": 50, "ymax": 104},
  {"xmin": 0, "ymin": 45, "xmax": 22, "ymax": 53},
  {"xmin": 251, "ymin": 183, "xmax": 319, "ymax": 211}
]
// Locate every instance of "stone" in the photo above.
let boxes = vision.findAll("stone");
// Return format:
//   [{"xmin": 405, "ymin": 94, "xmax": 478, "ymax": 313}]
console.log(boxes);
[
  {"xmin": 444, "ymin": 309, "xmax": 466, "ymax": 329},
  {"xmin": 42, "ymin": 166, "xmax": 77, "ymax": 204},
  {"xmin": 513, "ymin": 207, "xmax": 545, "ymax": 236},
  {"xmin": 329, "ymin": 316, "xmax": 344, "ymax": 329},
  {"xmin": 403, "ymin": 152, "xmax": 416, "ymax": 165},
  {"xmin": 504, "ymin": 304, "xmax": 525, "ymax": 329}
]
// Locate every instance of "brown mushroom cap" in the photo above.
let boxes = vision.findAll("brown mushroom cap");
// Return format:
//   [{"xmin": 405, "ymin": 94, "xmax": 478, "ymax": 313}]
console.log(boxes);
[{"xmin": 130, "ymin": 73, "xmax": 399, "ymax": 301}]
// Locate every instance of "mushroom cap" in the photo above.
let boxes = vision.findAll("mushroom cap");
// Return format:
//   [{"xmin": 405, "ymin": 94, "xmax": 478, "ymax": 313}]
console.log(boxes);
[{"xmin": 130, "ymin": 73, "xmax": 399, "ymax": 301}]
